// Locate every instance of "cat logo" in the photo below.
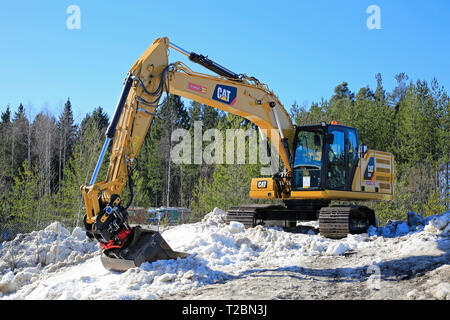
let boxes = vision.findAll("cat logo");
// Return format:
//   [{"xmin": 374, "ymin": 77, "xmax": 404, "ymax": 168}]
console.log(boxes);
[
  {"xmin": 212, "ymin": 84, "xmax": 237, "ymax": 105},
  {"xmin": 257, "ymin": 180, "xmax": 268, "ymax": 189},
  {"xmin": 364, "ymin": 157, "xmax": 375, "ymax": 180}
]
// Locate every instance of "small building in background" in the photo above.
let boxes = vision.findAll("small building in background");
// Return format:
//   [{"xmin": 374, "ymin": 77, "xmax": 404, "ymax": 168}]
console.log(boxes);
[{"xmin": 127, "ymin": 207, "xmax": 191, "ymax": 226}]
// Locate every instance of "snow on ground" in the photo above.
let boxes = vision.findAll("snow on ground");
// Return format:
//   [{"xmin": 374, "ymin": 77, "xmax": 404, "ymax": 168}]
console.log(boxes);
[{"xmin": 0, "ymin": 209, "xmax": 449, "ymax": 300}]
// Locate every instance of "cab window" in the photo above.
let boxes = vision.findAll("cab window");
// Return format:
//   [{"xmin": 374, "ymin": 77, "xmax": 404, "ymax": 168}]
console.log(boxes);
[
  {"xmin": 346, "ymin": 128, "xmax": 358, "ymax": 175},
  {"xmin": 326, "ymin": 129, "xmax": 346, "ymax": 189},
  {"xmin": 292, "ymin": 130, "xmax": 323, "ymax": 190}
]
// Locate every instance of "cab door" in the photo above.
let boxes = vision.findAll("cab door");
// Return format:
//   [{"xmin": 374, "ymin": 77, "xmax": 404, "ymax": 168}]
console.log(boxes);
[
  {"xmin": 326, "ymin": 128, "xmax": 347, "ymax": 190},
  {"xmin": 325, "ymin": 126, "xmax": 359, "ymax": 191}
]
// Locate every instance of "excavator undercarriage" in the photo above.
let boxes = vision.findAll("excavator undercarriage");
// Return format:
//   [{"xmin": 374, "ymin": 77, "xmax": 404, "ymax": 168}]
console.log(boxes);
[{"xmin": 225, "ymin": 202, "xmax": 377, "ymax": 239}]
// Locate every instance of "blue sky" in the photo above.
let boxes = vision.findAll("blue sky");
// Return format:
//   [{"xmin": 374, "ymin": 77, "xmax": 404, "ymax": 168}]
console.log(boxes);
[{"xmin": 1, "ymin": 0, "xmax": 449, "ymax": 124}]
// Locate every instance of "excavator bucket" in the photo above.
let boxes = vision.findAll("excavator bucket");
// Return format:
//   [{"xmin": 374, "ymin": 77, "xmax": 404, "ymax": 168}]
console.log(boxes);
[{"xmin": 100, "ymin": 226, "xmax": 189, "ymax": 272}]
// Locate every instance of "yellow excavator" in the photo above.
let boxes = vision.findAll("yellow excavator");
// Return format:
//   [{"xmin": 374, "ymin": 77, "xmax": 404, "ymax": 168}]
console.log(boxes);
[{"xmin": 80, "ymin": 37, "xmax": 394, "ymax": 272}]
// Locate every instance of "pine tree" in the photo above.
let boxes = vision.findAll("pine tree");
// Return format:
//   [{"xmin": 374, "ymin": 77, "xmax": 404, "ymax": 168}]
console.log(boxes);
[
  {"xmin": 0, "ymin": 106, "xmax": 12, "ymax": 178},
  {"xmin": 373, "ymin": 74, "xmax": 394, "ymax": 152},
  {"xmin": 56, "ymin": 98, "xmax": 78, "ymax": 194},
  {"xmin": 11, "ymin": 104, "xmax": 30, "ymax": 176},
  {"xmin": 1, "ymin": 106, "xmax": 11, "ymax": 123},
  {"xmin": 59, "ymin": 118, "xmax": 107, "ymax": 227},
  {"xmin": 7, "ymin": 160, "xmax": 41, "ymax": 233},
  {"xmin": 80, "ymin": 106, "xmax": 109, "ymax": 136},
  {"xmin": 328, "ymin": 82, "xmax": 354, "ymax": 123}
]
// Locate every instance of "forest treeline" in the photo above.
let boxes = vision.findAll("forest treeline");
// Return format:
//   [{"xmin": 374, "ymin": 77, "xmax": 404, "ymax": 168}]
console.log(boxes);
[{"xmin": 0, "ymin": 72, "xmax": 448, "ymax": 238}]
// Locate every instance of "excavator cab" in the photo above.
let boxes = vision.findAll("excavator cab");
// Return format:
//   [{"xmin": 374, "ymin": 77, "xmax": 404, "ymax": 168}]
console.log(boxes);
[{"xmin": 291, "ymin": 123, "xmax": 360, "ymax": 192}]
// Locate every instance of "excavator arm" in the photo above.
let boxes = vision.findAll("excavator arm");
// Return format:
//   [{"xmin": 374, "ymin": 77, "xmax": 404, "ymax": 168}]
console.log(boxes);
[
  {"xmin": 168, "ymin": 52, "xmax": 296, "ymax": 170},
  {"xmin": 80, "ymin": 37, "xmax": 296, "ymax": 271}
]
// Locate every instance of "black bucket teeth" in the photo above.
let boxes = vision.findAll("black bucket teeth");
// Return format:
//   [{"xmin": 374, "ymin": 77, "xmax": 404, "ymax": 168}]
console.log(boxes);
[{"xmin": 101, "ymin": 226, "xmax": 189, "ymax": 272}]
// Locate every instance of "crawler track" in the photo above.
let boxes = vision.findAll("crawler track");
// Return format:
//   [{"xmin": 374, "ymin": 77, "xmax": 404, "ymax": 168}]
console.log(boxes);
[
  {"xmin": 225, "ymin": 204, "xmax": 278, "ymax": 228},
  {"xmin": 319, "ymin": 206, "xmax": 376, "ymax": 239},
  {"xmin": 225, "ymin": 204, "xmax": 376, "ymax": 239}
]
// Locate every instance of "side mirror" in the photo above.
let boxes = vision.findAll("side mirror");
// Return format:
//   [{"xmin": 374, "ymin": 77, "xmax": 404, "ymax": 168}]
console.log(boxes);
[
  {"xmin": 358, "ymin": 144, "xmax": 368, "ymax": 158},
  {"xmin": 326, "ymin": 134, "xmax": 334, "ymax": 145}
]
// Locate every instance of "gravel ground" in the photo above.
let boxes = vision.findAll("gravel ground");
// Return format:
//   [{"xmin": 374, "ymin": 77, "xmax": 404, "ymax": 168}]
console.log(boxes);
[{"xmin": 162, "ymin": 232, "xmax": 450, "ymax": 300}]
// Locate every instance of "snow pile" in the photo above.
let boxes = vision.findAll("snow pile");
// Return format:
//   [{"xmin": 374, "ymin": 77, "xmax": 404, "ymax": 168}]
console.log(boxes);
[
  {"xmin": 201, "ymin": 207, "xmax": 227, "ymax": 226},
  {"xmin": 431, "ymin": 282, "xmax": 450, "ymax": 300},
  {"xmin": 325, "ymin": 242, "xmax": 351, "ymax": 256},
  {"xmin": 0, "ymin": 222, "xmax": 100, "ymax": 295},
  {"xmin": 0, "ymin": 208, "xmax": 449, "ymax": 300},
  {"xmin": 423, "ymin": 211, "xmax": 450, "ymax": 235},
  {"xmin": 367, "ymin": 211, "xmax": 450, "ymax": 238}
]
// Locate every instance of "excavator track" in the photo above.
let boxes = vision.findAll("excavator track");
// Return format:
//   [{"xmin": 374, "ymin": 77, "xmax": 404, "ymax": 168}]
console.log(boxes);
[
  {"xmin": 319, "ymin": 205, "xmax": 376, "ymax": 239},
  {"xmin": 318, "ymin": 206, "xmax": 350, "ymax": 239},
  {"xmin": 225, "ymin": 204, "xmax": 318, "ymax": 229},
  {"xmin": 225, "ymin": 205, "xmax": 267, "ymax": 228},
  {"xmin": 225, "ymin": 204, "xmax": 376, "ymax": 239},
  {"xmin": 224, "ymin": 211, "xmax": 256, "ymax": 228}
]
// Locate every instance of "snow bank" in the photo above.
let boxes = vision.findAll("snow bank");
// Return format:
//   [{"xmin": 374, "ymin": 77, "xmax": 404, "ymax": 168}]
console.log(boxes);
[
  {"xmin": 0, "ymin": 222, "xmax": 100, "ymax": 296},
  {"xmin": 423, "ymin": 212, "xmax": 450, "ymax": 235},
  {"xmin": 326, "ymin": 242, "xmax": 350, "ymax": 256},
  {"xmin": 368, "ymin": 211, "xmax": 450, "ymax": 238},
  {"xmin": 432, "ymin": 282, "xmax": 450, "ymax": 300},
  {"xmin": 1, "ymin": 208, "xmax": 449, "ymax": 300}
]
